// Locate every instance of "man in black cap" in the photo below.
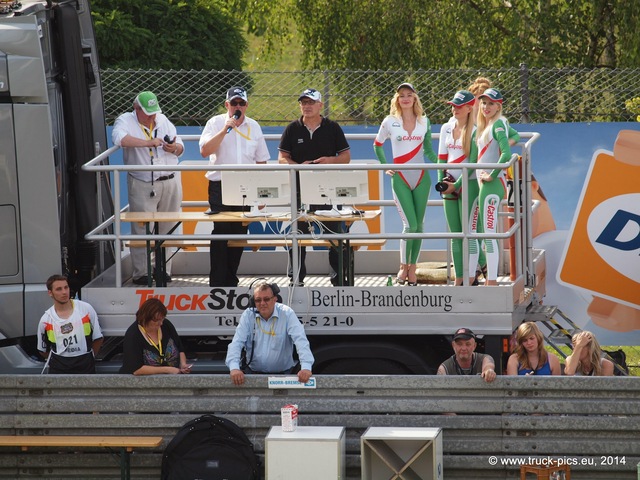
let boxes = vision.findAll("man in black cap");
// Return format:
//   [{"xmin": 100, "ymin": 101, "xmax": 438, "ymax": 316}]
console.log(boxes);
[
  {"xmin": 437, "ymin": 328, "xmax": 496, "ymax": 382},
  {"xmin": 278, "ymin": 88, "xmax": 351, "ymax": 286},
  {"xmin": 200, "ymin": 86, "xmax": 270, "ymax": 287}
]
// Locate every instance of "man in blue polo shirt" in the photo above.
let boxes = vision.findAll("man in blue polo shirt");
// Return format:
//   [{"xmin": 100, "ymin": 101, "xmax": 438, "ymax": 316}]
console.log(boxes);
[{"xmin": 278, "ymin": 88, "xmax": 351, "ymax": 286}]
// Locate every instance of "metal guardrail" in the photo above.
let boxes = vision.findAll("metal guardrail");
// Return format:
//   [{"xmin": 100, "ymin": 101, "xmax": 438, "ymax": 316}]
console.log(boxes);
[
  {"xmin": 83, "ymin": 133, "xmax": 540, "ymax": 289},
  {"xmin": 0, "ymin": 375, "xmax": 638, "ymax": 479}
]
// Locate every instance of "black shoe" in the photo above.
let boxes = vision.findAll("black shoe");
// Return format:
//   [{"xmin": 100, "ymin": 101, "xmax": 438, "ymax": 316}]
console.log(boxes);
[
  {"xmin": 289, "ymin": 281, "xmax": 304, "ymax": 287},
  {"xmin": 164, "ymin": 274, "xmax": 172, "ymax": 283},
  {"xmin": 473, "ymin": 265, "xmax": 488, "ymax": 285},
  {"xmin": 133, "ymin": 276, "xmax": 150, "ymax": 285}
]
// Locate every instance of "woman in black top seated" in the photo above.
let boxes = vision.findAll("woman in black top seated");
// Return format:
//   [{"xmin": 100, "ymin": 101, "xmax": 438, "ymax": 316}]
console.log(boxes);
[{"xmin": 120, "ymin": 298, "xmax": 191, "ymax": 375}]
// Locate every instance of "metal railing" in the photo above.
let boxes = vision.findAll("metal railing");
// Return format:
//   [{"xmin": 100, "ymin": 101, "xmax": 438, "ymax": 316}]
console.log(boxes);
[{"xmin": 83, "ymin": 133, "xmax": 539, "ymax": 289}]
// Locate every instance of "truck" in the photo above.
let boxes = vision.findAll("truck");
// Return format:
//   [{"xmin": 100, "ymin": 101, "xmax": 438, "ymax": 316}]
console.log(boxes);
[
  {"xmin": 0, "ymin": 0, "xmax": 115, "ymax": 371},
  {"xmin": 0, "ymin": 0, "xmax": 555, "ymax": 375}
]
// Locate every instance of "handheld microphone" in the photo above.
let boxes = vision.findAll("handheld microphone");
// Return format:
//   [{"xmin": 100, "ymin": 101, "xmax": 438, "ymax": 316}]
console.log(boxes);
[{"xmin": 226, "ymin": 109, "xmax": 241, "ymax": 133}]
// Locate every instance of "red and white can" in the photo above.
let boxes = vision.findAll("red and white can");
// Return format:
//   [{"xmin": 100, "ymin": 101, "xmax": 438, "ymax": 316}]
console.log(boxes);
[{"xmin": 281, "ymin": 404, "xmax": 298, "ymax": 432}]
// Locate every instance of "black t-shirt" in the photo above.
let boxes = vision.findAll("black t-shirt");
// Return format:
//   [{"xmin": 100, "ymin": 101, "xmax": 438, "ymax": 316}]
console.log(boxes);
[
  {"xmin": 278, "ymin": 116, "xmax": 350, "ymax": 163},
  {"xmin": 279, "ymin": 116, "xmax": 350, "ymax": 207},
  {"xmin": 119, "ymin": 319, "xmax": 185, "ymax": 374}
]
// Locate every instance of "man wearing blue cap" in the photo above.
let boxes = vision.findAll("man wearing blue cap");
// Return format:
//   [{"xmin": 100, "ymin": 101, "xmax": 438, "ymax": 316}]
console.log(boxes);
[{"xmin": 200, "ymin": 86, "xmax": 270, "ymax": 287}]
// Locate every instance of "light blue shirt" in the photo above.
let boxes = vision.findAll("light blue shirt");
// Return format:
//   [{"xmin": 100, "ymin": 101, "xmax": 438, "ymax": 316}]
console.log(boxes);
[{"xmin": 225, "ymin": 303, "xmax": 314, "ymax": 373}]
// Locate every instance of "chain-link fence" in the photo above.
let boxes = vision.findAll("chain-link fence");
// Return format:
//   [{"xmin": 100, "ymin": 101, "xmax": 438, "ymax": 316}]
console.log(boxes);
[{"xmin": 101, "ymin": 65, "xmax": 640, "ymax": 127}]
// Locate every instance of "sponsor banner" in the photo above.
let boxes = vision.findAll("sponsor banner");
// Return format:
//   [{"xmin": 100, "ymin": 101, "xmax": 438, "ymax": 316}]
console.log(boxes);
[
  {"xmin": 558, "ymin": 131, "xmax": 640, "ymax": 309},
  {"xmin": 269, "ymin": 377, "xmax": 316, "ymax": 389}
]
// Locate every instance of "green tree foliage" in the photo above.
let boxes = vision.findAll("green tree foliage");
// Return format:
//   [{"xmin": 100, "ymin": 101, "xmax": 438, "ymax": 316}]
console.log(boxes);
[
  {"xmin": 236, "ymin": 0, "xmax": 640, "ymax": 69},
  {"xmin": 91, "ymin": 0, "xmax": 247, "ymax": 69}
]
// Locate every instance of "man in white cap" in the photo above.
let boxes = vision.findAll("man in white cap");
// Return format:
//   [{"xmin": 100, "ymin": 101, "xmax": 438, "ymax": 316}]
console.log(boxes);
[
  {"xmin": 112, "ymin": 91, "xmax": 184, "ymax": 286},
  {"xmin": 200, "ymin": 86, "xmax": 270, "ymax": 287},
  {"xmin": 437, "ymin": 327, "xmax": 496, "ymax": 382},
  {"xmin": 278, "ymin": 88, "xmax": 351, "ymax": 286}
]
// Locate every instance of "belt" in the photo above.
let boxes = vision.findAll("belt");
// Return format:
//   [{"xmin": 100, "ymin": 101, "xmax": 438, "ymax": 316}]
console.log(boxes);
[{"xmin": 156, "ymin": 173, "xmax": 175, "ymax": 181}]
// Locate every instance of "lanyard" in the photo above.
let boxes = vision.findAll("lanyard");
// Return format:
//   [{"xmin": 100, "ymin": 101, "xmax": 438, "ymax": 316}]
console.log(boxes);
[
  {"xmin": 255, "ymin": 315, "xmax": 276, "ymax": 337},
  {"xmin": 231, "ymin": 123, "xmax": 251, "ymax": 141},
  {"xmin": 140, "ymin": 325, "xmax": 163, "ymax": 358},
  {"xmin": 139, "ymin": 122, "xmax": 158, "ymax": 184},
  {"xmin": 245, "ymin": 313, "xmax": 276, "ymax": 370},
  {"xmin": 453, "ymin": 353, "xmax": 477, "ymax": 375},
  {"xmin": 139, "ymin": 122, "xmax": 157, "ymax": 160}
]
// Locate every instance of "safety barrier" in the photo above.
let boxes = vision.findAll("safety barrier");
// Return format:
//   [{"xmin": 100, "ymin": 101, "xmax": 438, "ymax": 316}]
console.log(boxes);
[{"xmin": 0, "ymin": 375, "xmax": 638, "ymax": 479}]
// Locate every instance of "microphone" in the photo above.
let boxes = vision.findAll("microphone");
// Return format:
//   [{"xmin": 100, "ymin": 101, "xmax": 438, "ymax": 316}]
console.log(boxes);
[{"xmin": 226, "ymin": 110, "xmax": 241, "ymax": 133}]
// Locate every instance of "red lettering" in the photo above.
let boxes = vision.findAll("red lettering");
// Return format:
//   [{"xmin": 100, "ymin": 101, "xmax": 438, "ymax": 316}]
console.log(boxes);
[
  {"xmin": 174, "ymin": 295, "xmax": 191, "ymax": 311},
  {"xmin": 136, "ymin": 290, "xmax": 156, "ymax": 306},
  {"xmin": 191, "ymin": 295, "xmax": 208, "ymax": 310},
  {"xmin": 136, "ymin": 291, "xmax": 210, "ymax": 311},
  {"xmin": 486, "ymin": 205, "xmax": 495, "ymax": 229}
]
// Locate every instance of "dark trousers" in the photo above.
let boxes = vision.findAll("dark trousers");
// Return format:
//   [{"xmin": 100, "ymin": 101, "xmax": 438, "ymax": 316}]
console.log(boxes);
[
  {"xmin": 288, "ymin": 205, "xmax": 352, "ymax": 286},
  {"xmin": 208, "ymin": 180, "xmax": 247, "ymax": 287},
  {"xmin": 48, "ymin": 352, "xmax": 96, "ymax": 374}
]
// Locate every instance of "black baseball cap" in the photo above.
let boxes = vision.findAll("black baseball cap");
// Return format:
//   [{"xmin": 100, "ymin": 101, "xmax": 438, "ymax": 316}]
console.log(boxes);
[{"xmin": 452, "ymin": 328, "xmax": 476, "ymax": 341}]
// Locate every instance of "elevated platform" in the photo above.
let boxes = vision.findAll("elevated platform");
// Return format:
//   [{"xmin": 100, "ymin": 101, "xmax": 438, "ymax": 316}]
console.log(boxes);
[{"xmin": 83, "ymin": 248, "xmax": 541, "ymax": 341}]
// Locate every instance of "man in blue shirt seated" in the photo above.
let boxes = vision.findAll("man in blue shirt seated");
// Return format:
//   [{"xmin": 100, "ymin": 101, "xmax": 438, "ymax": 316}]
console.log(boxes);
[{"xmin": 225, "ymin": 281, "xmax": 314, "ymax": 385}]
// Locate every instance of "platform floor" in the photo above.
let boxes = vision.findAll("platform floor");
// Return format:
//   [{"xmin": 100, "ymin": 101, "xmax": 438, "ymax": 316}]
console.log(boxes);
[
  {"xmin": 124, "ymin": 273, "xmax": 501, "ymax": 288},
  {"xmin": 127, "ymin": 274, "xmax": 401, "ymax": 288}
]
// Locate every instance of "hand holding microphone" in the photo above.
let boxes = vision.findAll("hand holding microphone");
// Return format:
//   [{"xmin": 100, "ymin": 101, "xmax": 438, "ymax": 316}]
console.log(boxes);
[{"xmin": 226, "ymin": 109, "xmax": 242, "ymax": 133}]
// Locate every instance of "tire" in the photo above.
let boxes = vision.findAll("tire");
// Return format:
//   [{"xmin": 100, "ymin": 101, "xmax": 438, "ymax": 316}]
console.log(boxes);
[{"xmin": 318, "ymin": 357, "xmax": 411, "ymax": 374}]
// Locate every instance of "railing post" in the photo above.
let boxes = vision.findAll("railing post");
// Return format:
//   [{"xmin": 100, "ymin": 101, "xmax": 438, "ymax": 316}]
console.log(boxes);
[
  {"xmin": 519, "ymin": 63, "xmax": 531, "ymax": 123},
  {"xmin": 323, "ymin": 70, "xmax": 330, "ymax": 118}
]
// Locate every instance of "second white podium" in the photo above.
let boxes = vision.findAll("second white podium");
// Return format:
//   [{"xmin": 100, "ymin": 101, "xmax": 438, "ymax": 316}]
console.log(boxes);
[
  {"xmin": 265, "ymin": 426, "xmax": 346, "ymax": 480},
  {"xmin": 361, "ymin": 427, "xmax": 443, "ymax": 480}
]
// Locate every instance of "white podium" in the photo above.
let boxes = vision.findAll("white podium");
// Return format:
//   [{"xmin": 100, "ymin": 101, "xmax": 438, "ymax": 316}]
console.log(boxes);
[
  {"xmin": 361, "ymin": 427, "xmax": 443, "ymax": 480},
  {"xmin": 265, "ymin": 426, "xmax": 346, "ymax": 480}
]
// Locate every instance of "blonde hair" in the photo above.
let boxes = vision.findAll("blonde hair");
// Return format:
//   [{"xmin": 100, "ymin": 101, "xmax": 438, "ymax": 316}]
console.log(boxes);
[
  {"xmin": 455, "ymin": 99, "xmax": 475, "ymax": 158},
  {"xmin": 514, "ymin": 322, "xmax": 547, "ymax": 371},
  {"xmin": 468, "ymin": 77, "xmax": 492, "ymax": 96},
  {"xmin": 571, "ymin": 330, "xmax": 604, "ymax": 376},
  {"xmin": 390, "ymin": 87, "xmax": 424, "ymax": 120},
  {"xmin": 476, "ymin": 97, "xmax": 504, "ymax": 145}
]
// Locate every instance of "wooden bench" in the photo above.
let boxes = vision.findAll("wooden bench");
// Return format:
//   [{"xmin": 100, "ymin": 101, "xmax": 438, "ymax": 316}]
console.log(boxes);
[
  {"xmin": 228, "ymin": 238, "xmax": 386, "ymax": 251},
  {"xmin": 0, "ymin": 435, "xmax": 163, "ymax": 480},
  {"xmin": 124, "ymin": 238, "xmax": 386, "ymax": 286},
  {"xmin": 125, "ymin": 238, "xmax": 386, "ymax": 251}
]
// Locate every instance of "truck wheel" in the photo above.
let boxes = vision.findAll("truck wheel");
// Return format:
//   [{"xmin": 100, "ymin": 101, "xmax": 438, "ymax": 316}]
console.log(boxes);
[{"xmin": 318, "ymin": 358, "xmax": 410, "ymax": 374}]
